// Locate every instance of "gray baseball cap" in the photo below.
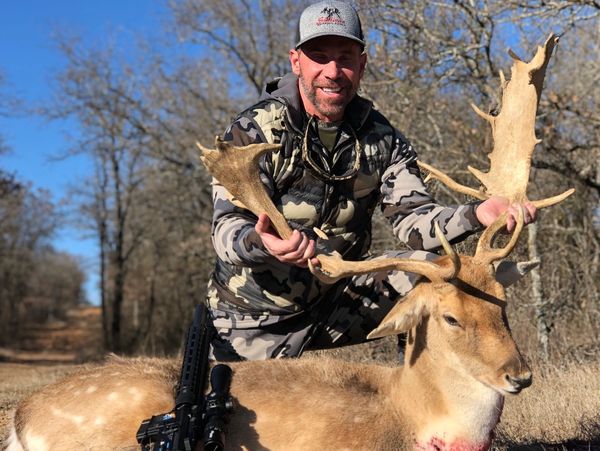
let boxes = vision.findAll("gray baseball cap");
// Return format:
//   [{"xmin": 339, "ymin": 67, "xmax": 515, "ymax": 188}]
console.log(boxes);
[{"xmin": 295, "ymin": 1, "xmax": 365, "ymax": 49}]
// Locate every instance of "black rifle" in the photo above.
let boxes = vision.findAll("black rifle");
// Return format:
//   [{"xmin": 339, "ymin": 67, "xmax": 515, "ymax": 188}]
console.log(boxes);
[{"xmin": 136, "ymin": 304, "xmax": 233, "ymax": 451}]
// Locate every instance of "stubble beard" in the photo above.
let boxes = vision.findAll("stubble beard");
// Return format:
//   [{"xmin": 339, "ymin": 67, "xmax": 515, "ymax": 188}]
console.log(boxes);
[{"xmin": 298, "ymin": 72, "xmax": 354, "ymax": 121}]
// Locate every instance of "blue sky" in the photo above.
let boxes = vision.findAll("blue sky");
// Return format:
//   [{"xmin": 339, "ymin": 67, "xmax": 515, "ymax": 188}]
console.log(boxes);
[{"xmin": 0, "ymin": 1, "xmax": 172, "ymax": 304}]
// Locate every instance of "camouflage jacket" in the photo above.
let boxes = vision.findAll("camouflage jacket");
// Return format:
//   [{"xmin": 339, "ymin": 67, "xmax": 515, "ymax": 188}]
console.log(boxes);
[{"xmin": 208, "ymin": 73, "xmax": 482, "ymax": 316}]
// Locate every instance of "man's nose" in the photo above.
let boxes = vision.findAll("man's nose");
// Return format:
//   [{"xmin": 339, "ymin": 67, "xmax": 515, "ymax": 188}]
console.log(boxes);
[{"xmin": 322, "ymin": 59, "xmax": 342, "ymax": 79}]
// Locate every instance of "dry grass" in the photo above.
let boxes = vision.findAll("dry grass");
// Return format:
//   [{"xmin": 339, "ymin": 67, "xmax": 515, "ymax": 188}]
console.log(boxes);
[{"xmin": 494, "ymin": 360, "xmax": 600, "ymax": 449}]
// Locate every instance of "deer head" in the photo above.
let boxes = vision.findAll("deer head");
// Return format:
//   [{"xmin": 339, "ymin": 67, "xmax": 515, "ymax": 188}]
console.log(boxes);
[{"xmin": 366, "ymin": 225, "xmax": 532, "ymax": 395}]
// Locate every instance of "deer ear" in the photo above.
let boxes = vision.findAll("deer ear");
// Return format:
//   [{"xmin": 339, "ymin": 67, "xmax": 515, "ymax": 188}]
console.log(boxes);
[
  {"xmin": 367, "ymin": 286, "xmax": 432, "ymax": 339},
  {"xmin": 494, "ymin": 259, "xmax": 540, "ymax": 287}
]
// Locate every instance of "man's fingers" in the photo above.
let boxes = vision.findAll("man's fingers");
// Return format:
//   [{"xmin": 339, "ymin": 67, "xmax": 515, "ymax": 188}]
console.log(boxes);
[
  {"xmin": 508, "ymin": 203, "xmax": 534, "ymax": 225},
  {"xmin": 506, "ymin": 205, "xmax": 518, "ymax": 233},
  {"xmin": 479, "ymin": 199, "xmax": 538, "ymax": 233},
  {"xmin": 255, "ymin": 217, "xmax": 318, "ymax": 267},
  {"xmin": 294, "ymin": 239, "xmax": 316, "ymax": 268},
  {"xmin": 301, "ymin": 239, "xmax": 316, "ymax": 261},
  {"xmin": 524, "ymin": 202, "xmax": 537, "ymax": 223},
  {"xmin": 256, "ymin": 212, "xmax": 307, "ymax": 255},
  {"xmin": 266, "ymin": 229, "xmax": 303, "ymax": 255},
  {"xmin": 279, "ymin": 232, "xmax": 309, "ymax": 261},
  {"xmin": 506, "ymin": 217, "xmax": 515, "ymax": 233}
]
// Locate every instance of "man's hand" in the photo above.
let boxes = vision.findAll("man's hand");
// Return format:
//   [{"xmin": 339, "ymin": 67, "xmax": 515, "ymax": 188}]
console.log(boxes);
[
  {"xmin": 255, "ymin": 213, "xmax": 319, "ymax": 268},
  {"xmin": 476, "ymin": 196, "xmax": 537, "ymax": 233}
]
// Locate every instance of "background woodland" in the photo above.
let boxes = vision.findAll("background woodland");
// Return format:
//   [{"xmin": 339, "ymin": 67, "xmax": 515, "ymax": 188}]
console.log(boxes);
[{"xmin": 0, "ymin": 0, "xmax": 598, "ymax": 364}]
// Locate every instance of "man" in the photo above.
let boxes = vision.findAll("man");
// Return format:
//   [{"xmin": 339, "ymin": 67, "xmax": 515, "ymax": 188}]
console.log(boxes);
[{"xmin": 206, "ymin": 0, "xmax": 536, "ymax": 361}]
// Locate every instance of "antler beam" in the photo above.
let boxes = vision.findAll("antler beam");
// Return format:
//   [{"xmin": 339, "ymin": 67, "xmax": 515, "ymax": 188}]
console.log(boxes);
[
  {"xmin": 310, "ymin": 223, "xmax": 460, "ymax": 284},
  {"xmin": 474, "ymin": 208, "xmax": 524, "ymax": 265}
]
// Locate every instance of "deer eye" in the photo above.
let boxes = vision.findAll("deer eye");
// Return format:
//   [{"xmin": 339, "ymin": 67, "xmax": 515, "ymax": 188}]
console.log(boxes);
[{"xmin": 443, "ymin": 314, "xmax": 461, "ymax": 327}]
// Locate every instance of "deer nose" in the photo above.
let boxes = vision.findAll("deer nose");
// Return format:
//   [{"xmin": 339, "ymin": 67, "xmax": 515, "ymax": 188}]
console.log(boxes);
[{"xmin": 505, "ymin": 371, "xmax": 532, "ymax": 392}]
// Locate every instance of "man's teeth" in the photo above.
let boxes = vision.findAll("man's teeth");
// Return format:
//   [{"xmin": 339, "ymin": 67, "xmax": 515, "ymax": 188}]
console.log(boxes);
[{"xmin": 322, "ymin": 87, "xmax": 342, "ymax": 93}]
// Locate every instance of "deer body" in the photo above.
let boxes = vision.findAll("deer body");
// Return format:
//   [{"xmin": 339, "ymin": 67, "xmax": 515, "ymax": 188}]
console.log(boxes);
[
  {"xmin": 8, "ymin": 257, "xmax": 529, "ymax": 451},
  {"xmin": 7, "ymin": 359, "xmax": 504, "ymax": 451}
]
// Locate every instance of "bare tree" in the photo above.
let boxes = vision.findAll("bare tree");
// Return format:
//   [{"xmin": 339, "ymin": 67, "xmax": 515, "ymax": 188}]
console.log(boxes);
[
  {"xmin": 26, "ymin": 248, "xmax": 87, "ymax": 322},
  {"xmin": 0, "ymin": 186, "xmax": 58, "ymax": 345},
  {"xmin": 0, "ymin": 70, "xmax": 85, "ymax": 346},
  {"xmin": 45, "ymin": 40, "xmax": 152, "ymax": 352},
  {"xmin": 169, "ymin": 0, "xmax": 306, "ymax": 96},
  {"xmin": 47, "ymin": 33, "xmax": 236, "ymax": 353}
]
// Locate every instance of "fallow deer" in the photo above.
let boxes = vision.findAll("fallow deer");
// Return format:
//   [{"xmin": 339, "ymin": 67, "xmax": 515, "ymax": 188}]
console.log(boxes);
[{"xmin": 7, "ymin": 34, "xmax": 572, "ymax": 451}]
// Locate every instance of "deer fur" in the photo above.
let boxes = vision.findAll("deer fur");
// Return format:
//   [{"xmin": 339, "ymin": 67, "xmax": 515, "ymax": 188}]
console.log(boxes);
[{"xmin": 7, "ymin": 255, "xmax": 530, "ymax": 451}]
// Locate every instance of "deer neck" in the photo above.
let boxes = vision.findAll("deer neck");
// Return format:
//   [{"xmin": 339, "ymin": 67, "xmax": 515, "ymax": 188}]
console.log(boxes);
[{"xmin": 391, "ymin": 333, "xmax": 504, "ymax": 451}]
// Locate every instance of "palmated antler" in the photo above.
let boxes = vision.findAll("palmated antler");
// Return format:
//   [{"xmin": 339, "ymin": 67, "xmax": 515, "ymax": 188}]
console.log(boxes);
[
  {"xmin": 417, "ymin": 34, "xmax": 574, "ymax": 209},
  {"xmin": 197, "ymin": 137, "xmax": 293, "ymax": 240}
]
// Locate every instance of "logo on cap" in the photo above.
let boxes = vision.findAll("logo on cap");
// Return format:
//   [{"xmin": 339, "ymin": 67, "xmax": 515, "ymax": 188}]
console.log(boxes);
[{"xmin": 317, "ymin": 7, "xmax": 345, "ymax": 26}]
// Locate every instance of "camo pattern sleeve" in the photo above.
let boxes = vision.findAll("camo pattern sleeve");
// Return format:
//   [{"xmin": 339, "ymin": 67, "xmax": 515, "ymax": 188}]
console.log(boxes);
[
  {"xmin": 210, "ymin": 115, "xmax": 273, "ymax": 266},
  {"xmin": 381, "ymin": 131, "xmax": 484, "ymax": 251}
]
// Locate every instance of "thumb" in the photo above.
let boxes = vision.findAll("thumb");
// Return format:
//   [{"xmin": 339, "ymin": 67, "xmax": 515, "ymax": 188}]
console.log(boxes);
[{"xmin": 255, "ymin": 213, "xmax": 271, "ymax": 235}]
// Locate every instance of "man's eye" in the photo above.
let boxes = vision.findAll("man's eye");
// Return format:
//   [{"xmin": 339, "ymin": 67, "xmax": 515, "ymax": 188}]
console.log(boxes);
[{"xmin": 307, "ymin": 52, "xmax": 329, "ymax": 63}]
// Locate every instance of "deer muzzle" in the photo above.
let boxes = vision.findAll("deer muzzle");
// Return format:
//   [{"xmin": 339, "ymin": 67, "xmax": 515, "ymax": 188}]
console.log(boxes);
[{"xmin": 500, "ymin": 355, "xmax": 532, "ymax": 394}]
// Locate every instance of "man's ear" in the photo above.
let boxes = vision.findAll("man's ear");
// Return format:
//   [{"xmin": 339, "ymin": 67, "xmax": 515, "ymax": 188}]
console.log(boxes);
[
  {"xmin": 359, "ymin": 52, "xmax": 367, "ymax": 78},
  {"xmin": 290, "ymin": 49, "xmax": 301, "ymax": 76},
  {"xmin": 367, "ymin": 285, "xmax": 432, "ymax": 339}
]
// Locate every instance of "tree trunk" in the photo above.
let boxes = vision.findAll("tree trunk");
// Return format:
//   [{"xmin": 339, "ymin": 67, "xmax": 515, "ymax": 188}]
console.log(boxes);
[
  {"xmin": 528, "ymin": 221, "xmax": 550, "ymax": 361},
  {"xmin": 110, "ymin": 150, "xmax": 126, "ymax": 353},
  {"xmin": 99, "ymin": 227, "xmax": 110, "ymax": 350},
  {"xmin": 112, "ymin": 261, "xmax": 124, "ymax": 352}
]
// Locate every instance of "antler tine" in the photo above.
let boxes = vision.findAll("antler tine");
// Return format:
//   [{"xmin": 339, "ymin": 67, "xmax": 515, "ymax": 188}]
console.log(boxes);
[
  {"xmin": 197, "ymin": 137, "xmax": 293, "ymax": 240},
  {"xmin": 416, "ymin": 161, "xmax": 487, "ymax": 200},
  {"xmin": 474, "ymin": 206, "xmax": 524, "ymax": 265},
  {"xmin": 531, "ymin": 188, "xmax": 576, "ymax": 209},
  {"xmin": 436, "ymin": 222, "xmax": 461, "ymax": 280},
  {"xmin": 311, "ymin": 223, "xmax": 460, "ymax": 284}
]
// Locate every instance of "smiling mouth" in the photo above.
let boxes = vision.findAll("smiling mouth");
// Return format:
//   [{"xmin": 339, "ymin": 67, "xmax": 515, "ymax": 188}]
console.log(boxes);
[{"xmin": 319, "ymin": 86, "xmax": 344, "ymax": 94}]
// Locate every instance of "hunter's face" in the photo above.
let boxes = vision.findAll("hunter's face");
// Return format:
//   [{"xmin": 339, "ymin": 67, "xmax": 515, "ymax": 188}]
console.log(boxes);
[{"xmin": 290, "ymin": 35, "xmax": 366, "ymax": 123}]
